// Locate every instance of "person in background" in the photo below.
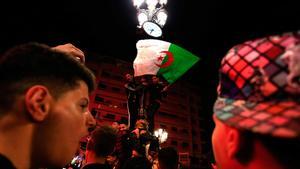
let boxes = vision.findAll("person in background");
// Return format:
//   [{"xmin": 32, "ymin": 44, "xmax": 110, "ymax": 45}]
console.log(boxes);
[
  {"xmin": 83, "ymin": 125, "xmax": 117, "ymax": 169},
  {"xmin": 111, "ymin": 121, "xmax": 120, "ymax": 132},
  {"xmin": 147, "ymin": 75, "xmax": 168, "ymax": 133},
  {"xmin": 111, "ymin": 119, "xmax": 131, "ymax": 169},
  {"xmin": 0, "ymin": 42, "xmax": 96, "ymax": 169},
  {"xmin": 212, "ymin": 31, "xmax": 300, "ymax": 169},
  {"xmin": 124, "ymin": 73, "xmax": 142, "ymax": 131},
  {"xmin": 122, "ymin": 119, "xmax": 157, "ymax": 169}
]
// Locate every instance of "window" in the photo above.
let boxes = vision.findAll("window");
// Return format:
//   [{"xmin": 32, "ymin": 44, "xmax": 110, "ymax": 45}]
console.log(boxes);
[
  {"xmin": 190, "ymin": 106, "xmax": 195, "ymax": 113},
  {"xmin": 111, "ymin": 87, "xmax": 121, "ymax": 92},
  {"xmin": 103, "ymin": 113, "xmax": 115, "ymax": 120},
  {"xmin": 179, "ymin": 104, "xmax": 187, "ymax": 109},
  {"xmin": 95, "ymin": 96, "xmax": 104, "ymax": 102},
  {"xmin": 181, "ymin": 129, "xmax": 189, "ymax": 134},
  {"xmin": 101, "ymin": 71, "xmax": 110, "ymax": 77},
  {"xmin": 159, "ymin": 111, "xmax": 178, "ymax": 119},
  {"xmin": 181, "ymin": 142, "xmax": 189, "ymax": 148},
  {"xmin": 171, "ymin": 127, "xmax": 178, "ymax": 132},
  {"xmin": 193, "ymin": 144, "xmax": 198, "ymax": 150},
  {"xmin": 121, "ymin": 102, "xmax": 127, "ymax": 109},
  {"xmin": 112, "ymin": 75, "xmax": 123, "ymax": 81},
  {"xmin": 192, "ymin": 130, "xmax": 197, "ymax": 136},
  {"xmin": 98, "ymin": 83, "xmax": 107, "ymax": 89},
  {"xmin": 191, "ymin": 118, "xmax": 196, "ymax": 124},
  {"xmin": 120, "ymin": 117, "xmax": 128, "ymax": 123},
  {"xmin": 160, "ymin": 124, "xmax": 167, "ymax": 129},
  {"xmin": 191, "ymin": 157, "xmax": 200, "ymax": 164},
  {"xmin": 171, "ymin": 140, "xmax": 178, "ymax": 146}
]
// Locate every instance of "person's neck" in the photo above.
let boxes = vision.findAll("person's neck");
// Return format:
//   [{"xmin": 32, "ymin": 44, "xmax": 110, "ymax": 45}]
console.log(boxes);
[
  {"xmin": 93, "ymin": 156, "xmax": 106, "ymax": 164},
  {"xmin": 0, "ymin": 114, "xmax": 33, "ymax": 169},
  {"xmin": 243, "ymin": 141, "xmax": 284, "ymax": 169},
  {"xmin": 86, "ymin": 156, "xmax": 106, "ymax": 165},
  {"xmin": 85, "ymin": 151, "xmax": 106, "ymax": 165}
]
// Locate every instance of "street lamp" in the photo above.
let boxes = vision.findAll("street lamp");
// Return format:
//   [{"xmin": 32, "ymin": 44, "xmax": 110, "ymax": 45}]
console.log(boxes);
[
  {"xmin": 133, "ymin": 0, "xmax": 168, "ymax": 37},
  {"xmin": 154, "ymin": 128, "xmax": 168, "ymax": 143}
]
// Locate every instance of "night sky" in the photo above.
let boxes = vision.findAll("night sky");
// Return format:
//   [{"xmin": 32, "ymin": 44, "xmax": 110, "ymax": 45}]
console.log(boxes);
[
  {"xmin": 0, "ymin": 1, "xmax": 298, "ymax": 80},
  {"xmin": 0, "ymin": 0, "xmax": 299, "ymax": 145}
]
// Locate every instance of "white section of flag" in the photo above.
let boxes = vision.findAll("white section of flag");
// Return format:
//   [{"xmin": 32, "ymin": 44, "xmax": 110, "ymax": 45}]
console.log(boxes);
[{"xmin": 133, "ymin": 39, "xmax": 171, "ymax": 77}]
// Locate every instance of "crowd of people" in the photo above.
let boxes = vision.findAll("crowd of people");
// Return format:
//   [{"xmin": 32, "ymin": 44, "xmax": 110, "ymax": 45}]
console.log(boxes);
[{"xmin": 1, "ymin": 30, "xmax": 300, "ymax": 169}]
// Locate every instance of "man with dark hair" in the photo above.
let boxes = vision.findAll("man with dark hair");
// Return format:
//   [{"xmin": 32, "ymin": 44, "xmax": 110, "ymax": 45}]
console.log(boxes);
[
  {"xmin": 110, "ymin": 119, "xmax": 131, "ymax": 169},
  {"xmin": 147, "ymin": 75, "xmax": 168, "ymax": 133},
  {"xmin": 124, "ymin": 73, "xmax": 142, "ymax": 131},
  {"xmin": 84, "ymin": 125, "xmax": 118, "ymax": 169},
  {"xmin": 0, "ymin": 42, "xmax": 96, "ymax": 169},
  {"xmin": 158, "ymin": 147, "xmax": 179, "ymax": 169},
  {"xmin": 212, "ymin": 31, "xmax": 300, "ymax": 169}
]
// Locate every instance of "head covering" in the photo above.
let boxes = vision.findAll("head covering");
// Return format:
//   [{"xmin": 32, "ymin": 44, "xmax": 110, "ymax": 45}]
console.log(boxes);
[{"xmin": 214, "ymin": 31, "xmax": 300, "ymax": 138}]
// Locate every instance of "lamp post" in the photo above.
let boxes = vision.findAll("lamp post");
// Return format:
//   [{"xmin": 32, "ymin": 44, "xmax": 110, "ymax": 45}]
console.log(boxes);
[
  {"xmin": 132, "ymin": 0, "xmax": 168, "ymax": 37},
  {"xmin": 154, "ymin": 128, "xmax": 168, "ymax": 143}
]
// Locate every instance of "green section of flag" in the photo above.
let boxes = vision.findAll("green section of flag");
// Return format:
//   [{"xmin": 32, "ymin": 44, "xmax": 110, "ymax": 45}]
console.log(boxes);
[{"xmin": 157, "ymin": 44, "xmax": 200, "ymax": 84}]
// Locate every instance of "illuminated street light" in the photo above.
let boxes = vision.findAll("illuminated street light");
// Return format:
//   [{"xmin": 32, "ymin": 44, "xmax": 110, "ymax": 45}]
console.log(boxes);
[
  {"xmin": 132, "ymin": 0, "xmax": 168, "ymax": 37},
  {"xmin": 154, "ymin": 128, "xmax": 168, "ymax": 143}
]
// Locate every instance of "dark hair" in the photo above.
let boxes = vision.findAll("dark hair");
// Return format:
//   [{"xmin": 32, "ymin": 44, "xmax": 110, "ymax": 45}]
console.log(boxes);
[
  {"xmin": 158, "ymin": 147, "xmax": 178, "ymax": 169},
  {"xmin": 235, "ymin": 131, "xmax": 300, "ymax": 169},
  {"xmin": 86, "ymin": 125, "xmax": 117, "ymax": 157},
  {"xmin": 0, "ymin": 42, "xmax": 95, "ymax": 112},
  {"xmin": 118, "ymin": 118, "xmax": 128, "ymax": 125}
]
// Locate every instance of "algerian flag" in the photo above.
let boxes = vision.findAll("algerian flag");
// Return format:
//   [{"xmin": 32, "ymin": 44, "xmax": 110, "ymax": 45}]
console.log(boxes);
[{"xmin": 133, "ymin": 39, "xmax": 200, "ymax": 84}]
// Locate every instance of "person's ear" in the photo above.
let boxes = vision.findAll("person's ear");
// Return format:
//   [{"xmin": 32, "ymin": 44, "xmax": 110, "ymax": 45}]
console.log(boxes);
[
  {"xmin": 25, "ymin": 85, "xmax": 51, "ymax": 122},
  {"xmin": 226, "ymin": 127, "xmax": 241, "ymax": 158}
]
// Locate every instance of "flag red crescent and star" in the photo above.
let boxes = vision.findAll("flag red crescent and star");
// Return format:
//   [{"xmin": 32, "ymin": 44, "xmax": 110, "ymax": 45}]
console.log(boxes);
[{"xmin": 155, "ymin": 51, "xmax": 174, "ymax": 68}]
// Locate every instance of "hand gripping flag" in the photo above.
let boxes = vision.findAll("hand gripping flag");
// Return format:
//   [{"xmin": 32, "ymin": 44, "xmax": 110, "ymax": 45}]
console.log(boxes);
[{"xmin": 133, "ymin": 39, "xmax": 200, "ymax": 84}]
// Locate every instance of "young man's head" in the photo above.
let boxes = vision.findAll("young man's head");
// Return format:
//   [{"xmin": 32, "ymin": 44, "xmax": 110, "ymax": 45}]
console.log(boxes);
[
  {"xmin": 152, "ymin": 75, "xmax": 160, "ymax": 84},
  {"xmin": 158, "ymin": 147, "xmax": 178, "ymax": 169},
  {"xmin": 125, "ymin": 73, "xmax": 134, "ymax": 82},
  {"xmin": 135, "ymin": 119, "xmax": 149, "ymax": 133},
  {"xmin": 86, "ymin": 125, "xmax": 117, "ymax": 159},
  {"xmin": 212, "ymin": 32, "xmax": 300, "ymax": 169},
  {"xmin": 119, "ymin": 119, "xmax": 129, "ymax": 131},
  {"xmin": 111, "ymin": 121, "xmax": 120, "ymax": 131},
  {"xmin": 0, "ymin": 42, "xmax": 96, "ymax": 168}
]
